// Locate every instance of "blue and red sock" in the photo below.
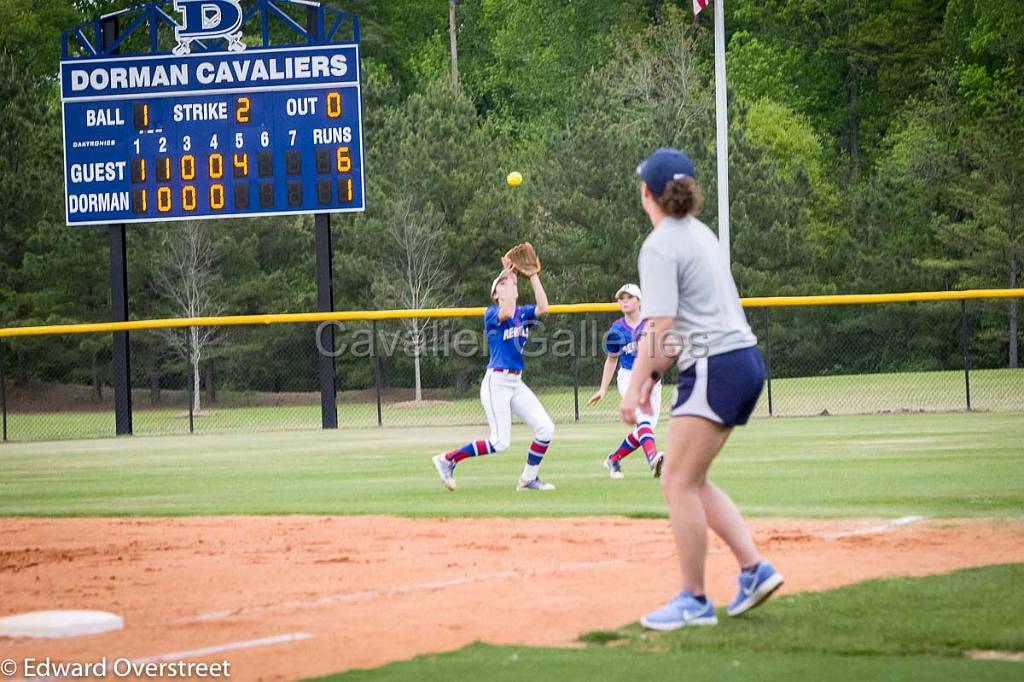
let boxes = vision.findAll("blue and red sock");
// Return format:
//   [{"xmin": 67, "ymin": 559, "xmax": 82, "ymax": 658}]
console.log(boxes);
[
  {"xmin": 609, "ymin": 432, "xmax": 641, "ymax": 462},
  {"xmin": 445, "ymin": 439, "xmax": 496, "ymax": 463},
  {"xmin": 636, "ymin": 421, "xmax": 658, "ymax": 459},
  {"xmin": 526, "ymin": 438, "xmax": 549, "ymax": 466},
  {"xmin": 521, "ymin": 438, "xmax": 550, "ymax": 481}
]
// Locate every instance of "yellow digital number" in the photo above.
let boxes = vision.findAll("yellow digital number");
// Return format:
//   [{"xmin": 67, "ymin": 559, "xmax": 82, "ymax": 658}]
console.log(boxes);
[
  {"xmin": 209, "ymin": 153, "xmax": 223, "ymax": 179},
  {"xmin": 233, "ymin": 152, "xmax": 248, "ymax": 177},
  {"xmin": 182, "ymin": 185, "xmax": 197, "ymax": 211},
  {"xmin": 236, "ymin": 96, "xmax": 251, "ymax": 123},
  {"xmin": 181, "ymin": 155, "xmax": 196, "ymax": 181},
  {"xmin": 326, "ymin": 92, "xmax": 342, "ymax": 118},
  {"xmin": 209, "ymin": 184, "xmax": 225, "ymax": 210},
  {"xmin": 157, "ymin": 186, "xmax": 172, "ymax": 212},
  {"xmin": 336, "ymin": 146, "xmax": 351, "ymax": 173}
]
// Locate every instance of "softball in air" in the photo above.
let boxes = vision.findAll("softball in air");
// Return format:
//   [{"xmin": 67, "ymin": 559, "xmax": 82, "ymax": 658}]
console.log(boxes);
[{"xmin": 506, "ymin": 171, "xmax": 523, "ymax": 187}]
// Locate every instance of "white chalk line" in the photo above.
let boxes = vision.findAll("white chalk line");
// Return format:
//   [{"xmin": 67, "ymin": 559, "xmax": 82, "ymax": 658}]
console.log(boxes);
[
  {"xmin": 132, "ymin": 632, "xmax": 312, "ymax": 664},
  {"xmin": 176, "ymin": 553, "xmax": 678, "ymax": 624},
  {"xmin": 176, "ymin": 517, "xmax": 927, "ymax": 625},
  {"xmin": 7, "ymin": 633, "xmax": 312, "ymax": 682},
  {"xmin": 822, "ymin": 515, "xmax": 926, "ymax": 539},
  {"xmin": 966, "ymin": 649, "xmax": 1024, "ymax": 663}
]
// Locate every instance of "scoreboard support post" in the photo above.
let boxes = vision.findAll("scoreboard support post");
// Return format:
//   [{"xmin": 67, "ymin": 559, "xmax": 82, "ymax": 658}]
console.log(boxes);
[
  {"xmin": 314, "ymin": 213, "xmax": 338, "ymax": 429},
  {"xmin": 103, "ymin": 15, "xmax": 133, "ymax": 437},
  {"xmin": 308, "ymin": 6, "xmax": 339, "ymax": 430},
  {"xmin": 109, "ymin": 225, "xmax": 133, "ymax": 436}
]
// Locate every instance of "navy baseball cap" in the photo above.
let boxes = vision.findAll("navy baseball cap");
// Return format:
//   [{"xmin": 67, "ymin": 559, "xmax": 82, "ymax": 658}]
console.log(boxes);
[{"xmin": 636, "ymin": 148, "xmax": 695, "ymax": 198}]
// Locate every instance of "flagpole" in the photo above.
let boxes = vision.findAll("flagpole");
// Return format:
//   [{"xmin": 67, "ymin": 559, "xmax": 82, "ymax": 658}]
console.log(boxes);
[{"xmin": 713, "ymin": 0, "xmax": 730, "ymax": 265}]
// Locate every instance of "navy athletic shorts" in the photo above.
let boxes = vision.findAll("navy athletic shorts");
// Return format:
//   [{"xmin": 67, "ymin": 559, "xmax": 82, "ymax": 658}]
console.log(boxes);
[{"xmin": 671, "ymin": 345, "xmax": 765, "ymax": 427}]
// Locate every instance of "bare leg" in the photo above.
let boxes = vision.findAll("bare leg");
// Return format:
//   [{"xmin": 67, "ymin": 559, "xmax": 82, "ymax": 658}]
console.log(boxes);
[
  {"xmin": 659, "ymin": 415, "xmax": 731, "ymax": 595},
  {"xmin": 699, "ymin": 479, "xmax": 760, "ymax": 569}
]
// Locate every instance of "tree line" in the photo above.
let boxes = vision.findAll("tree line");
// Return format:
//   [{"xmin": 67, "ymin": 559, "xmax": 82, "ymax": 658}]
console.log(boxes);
[{"xmin": 0, "ymin": 0, "xmax": 1019, "ymax": 406}]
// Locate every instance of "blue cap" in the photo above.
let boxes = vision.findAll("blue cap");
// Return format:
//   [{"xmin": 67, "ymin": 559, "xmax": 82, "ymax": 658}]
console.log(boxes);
[{"xmin": 636, "ymin": 148, "xmax": 695, "ymax": 198}]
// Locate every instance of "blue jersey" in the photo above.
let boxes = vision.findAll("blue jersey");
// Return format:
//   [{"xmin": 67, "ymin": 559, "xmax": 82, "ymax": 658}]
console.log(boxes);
[
  {"xmin": 603, "ymin": 318, "xmax": 646, "ymax": 371},
  {"xmin": 485, "ymin": 304, "xmax": 538, "ymax": 371}
]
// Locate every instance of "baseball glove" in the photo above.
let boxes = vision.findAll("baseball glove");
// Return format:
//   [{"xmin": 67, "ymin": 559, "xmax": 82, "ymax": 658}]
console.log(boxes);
[{"xmin": 504, "ymin": 242, "xmax": 542, "ymax": 277}]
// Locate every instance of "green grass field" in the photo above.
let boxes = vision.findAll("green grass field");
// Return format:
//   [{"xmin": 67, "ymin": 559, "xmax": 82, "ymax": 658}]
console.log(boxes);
[
  {"xmin": 308, "ymin": 565, "xmax": 1024, "ymax": 682},
  {"xmin": 2, "ymin": 410, "xmax": 1022, "ymax": 680},
  {"xmin": 1, "ymin": 411, "xmax": 1022, "ymax": 517}
]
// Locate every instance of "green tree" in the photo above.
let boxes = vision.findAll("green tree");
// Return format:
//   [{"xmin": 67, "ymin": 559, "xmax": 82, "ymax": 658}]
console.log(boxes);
[
  {"xmin": 932, "ymin": 93, "xmax": 1023, "ymax": 367},
  {"xmin": 729, "ymin": 0, "xmax": 947, "ymax": 178},
  {"xmin": 931, "ymin": 0, "xmax": 1024, "ymax": 366},
  {"xmin": 532, "ymin": 7, "xmax": 838, "ymax": 302},
  {"xmin": 409, "ymin": 0, "xmax": 649, "ymax": 138}
]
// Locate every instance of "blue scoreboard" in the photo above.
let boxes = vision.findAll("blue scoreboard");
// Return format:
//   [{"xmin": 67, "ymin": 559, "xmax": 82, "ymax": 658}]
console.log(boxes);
[{"xmin": 60, "ymin": 44, "xmax": 365, "ymax": 225}]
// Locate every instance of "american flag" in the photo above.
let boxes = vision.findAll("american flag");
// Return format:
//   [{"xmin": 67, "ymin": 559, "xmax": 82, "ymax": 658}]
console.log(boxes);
[{"xmin": 693, "ymin": 0, "xmax": 709, "ymax": 16}]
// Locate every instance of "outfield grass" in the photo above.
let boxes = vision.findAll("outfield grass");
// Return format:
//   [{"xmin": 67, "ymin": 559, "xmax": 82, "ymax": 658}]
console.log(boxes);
[
  {"xmin": 3, "ymin": 368, "xmax": 1021, "ymax": 442},
  {"xmin": 1, "ymin": 411, "xmax": 1021, "ymax": 517},
  {"xmin": 306, "ymin": 564, "xmax": 1024, "ymax": 682}
]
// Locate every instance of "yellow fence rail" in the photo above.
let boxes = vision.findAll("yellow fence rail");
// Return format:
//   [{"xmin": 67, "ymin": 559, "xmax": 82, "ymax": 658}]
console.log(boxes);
[{"xmin": 1, "ymin": 288, "xmax": 1022, "ymax": 339}]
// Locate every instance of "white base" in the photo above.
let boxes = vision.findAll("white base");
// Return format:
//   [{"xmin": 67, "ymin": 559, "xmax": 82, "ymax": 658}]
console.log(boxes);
[{"xmin": 0, "ymin": 610, "xmax": 123, "ymax": 639}]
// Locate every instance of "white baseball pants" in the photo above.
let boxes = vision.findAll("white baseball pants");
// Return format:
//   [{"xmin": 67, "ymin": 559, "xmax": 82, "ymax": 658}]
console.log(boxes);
[
  {"xmin": 480, "ymin": 369, "xmax": 555, "ymax": 451},
  {"xmin": 616, "ymin": 368, "xmax": 662, "ymax": 427}
]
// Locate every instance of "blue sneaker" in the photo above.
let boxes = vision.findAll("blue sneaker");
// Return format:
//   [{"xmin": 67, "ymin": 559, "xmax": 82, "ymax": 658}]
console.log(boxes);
[
  {"xmin": 727, "ymin": 561, "xmax": 784, "ymax": 616},
  {"xmin": 431, "ymin": 454, "xmax": 457, "ymax": 491},
  {"xmin": 640, "ymin": 591, "xmax": 718, "ymax": 631}
]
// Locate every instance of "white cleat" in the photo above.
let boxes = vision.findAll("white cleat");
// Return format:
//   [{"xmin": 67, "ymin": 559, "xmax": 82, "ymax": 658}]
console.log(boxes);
[
  {"xmin": 604, "ymin": 456, "xmax": 625, "ymax": 479},
  {"xmin": 516, "ymin": 477, "xmax": 555, "ymax": 491},
  {"xmin": 431, "ymin": 454, "xmax": 457, "ymax": 491},
  {"xmin": 649, "ymin": 452, "xmax": 665, "ymax": 478}
]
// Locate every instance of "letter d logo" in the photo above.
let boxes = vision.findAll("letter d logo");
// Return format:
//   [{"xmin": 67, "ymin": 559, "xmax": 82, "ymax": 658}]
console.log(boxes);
[{"xmin": 173, "ymin": 0, "xmax": 245, "ymax": 54}]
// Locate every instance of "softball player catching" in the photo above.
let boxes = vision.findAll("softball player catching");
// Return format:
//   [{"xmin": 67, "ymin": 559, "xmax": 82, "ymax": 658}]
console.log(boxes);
[
  {"xmin": 587, "ymin": 284, "xmax": 664, "ymax": 479},
  {"xmin": 431, "ymin": 248, "xmax": 556, "ymax": 492},
  {"xmin": 621, "ymin": 148, "xmax": 783, "ymax": 630}
]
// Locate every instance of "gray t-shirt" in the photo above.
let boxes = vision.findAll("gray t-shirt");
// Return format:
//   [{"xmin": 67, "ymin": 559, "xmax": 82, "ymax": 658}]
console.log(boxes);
[{"xmin": 638, "ymin": 216, "xmax": 757, "ymax": 367}]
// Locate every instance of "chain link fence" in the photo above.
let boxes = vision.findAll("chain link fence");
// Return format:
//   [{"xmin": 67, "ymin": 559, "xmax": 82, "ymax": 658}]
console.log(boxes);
[
  {"xmin": 1, "ymin": 297, "xmax": 1022, "ymax": 442},
  {"xmin": 755, "ymin": 299, "xmax": 1021, "ymax": 416}
]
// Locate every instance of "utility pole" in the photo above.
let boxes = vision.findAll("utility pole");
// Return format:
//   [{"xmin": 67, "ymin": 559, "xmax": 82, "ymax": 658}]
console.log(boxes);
[{"xmin": 449, "ymin": 0, "xmax": 459, "ymax": 93}]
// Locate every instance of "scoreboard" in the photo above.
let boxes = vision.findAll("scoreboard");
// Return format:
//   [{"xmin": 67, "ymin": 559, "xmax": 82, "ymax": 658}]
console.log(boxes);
[{"xmin": 60, "ymin": 44, "xmax": 365, "ymax": 225}]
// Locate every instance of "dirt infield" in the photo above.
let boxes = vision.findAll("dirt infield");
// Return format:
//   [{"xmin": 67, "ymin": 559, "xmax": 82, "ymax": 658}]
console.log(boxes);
[{"xmin": 1, "ymin": 516, "xmax": 1022, "ymax": 681}]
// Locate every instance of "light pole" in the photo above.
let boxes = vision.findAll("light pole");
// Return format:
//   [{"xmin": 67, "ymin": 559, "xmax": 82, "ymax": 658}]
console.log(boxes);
[{"xmin": 449, "ymin": 0, "xmax": 460, "ymax": 93}]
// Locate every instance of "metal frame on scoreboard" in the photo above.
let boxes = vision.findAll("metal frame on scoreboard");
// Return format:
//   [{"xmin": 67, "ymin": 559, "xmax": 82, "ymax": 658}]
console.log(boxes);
[
  {"xmin": 60, "ymin": 0, "xmax": 360, "ymax": 434},
  {"xmin": 62, "ymin": 0, "xmax": 360, "ymax": 56}
]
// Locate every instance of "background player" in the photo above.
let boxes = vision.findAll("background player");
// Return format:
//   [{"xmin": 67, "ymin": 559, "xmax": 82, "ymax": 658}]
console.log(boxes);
[
  {"xmin": 621, "ymin": 148, "xmax": 783, "ymax": 630},
  {"xmin": 587, "ymin": 284, "xmax": 663, "ymax": 479},
  {"xmin": 431, "ymin": 256, "xmax": 556, "ymax": 492}
]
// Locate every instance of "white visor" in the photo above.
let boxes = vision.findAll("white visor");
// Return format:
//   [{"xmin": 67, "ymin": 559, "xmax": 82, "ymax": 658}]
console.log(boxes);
[{"xmin": 615, "ymin": 283, "xmax": 642, "ymax": 300}]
